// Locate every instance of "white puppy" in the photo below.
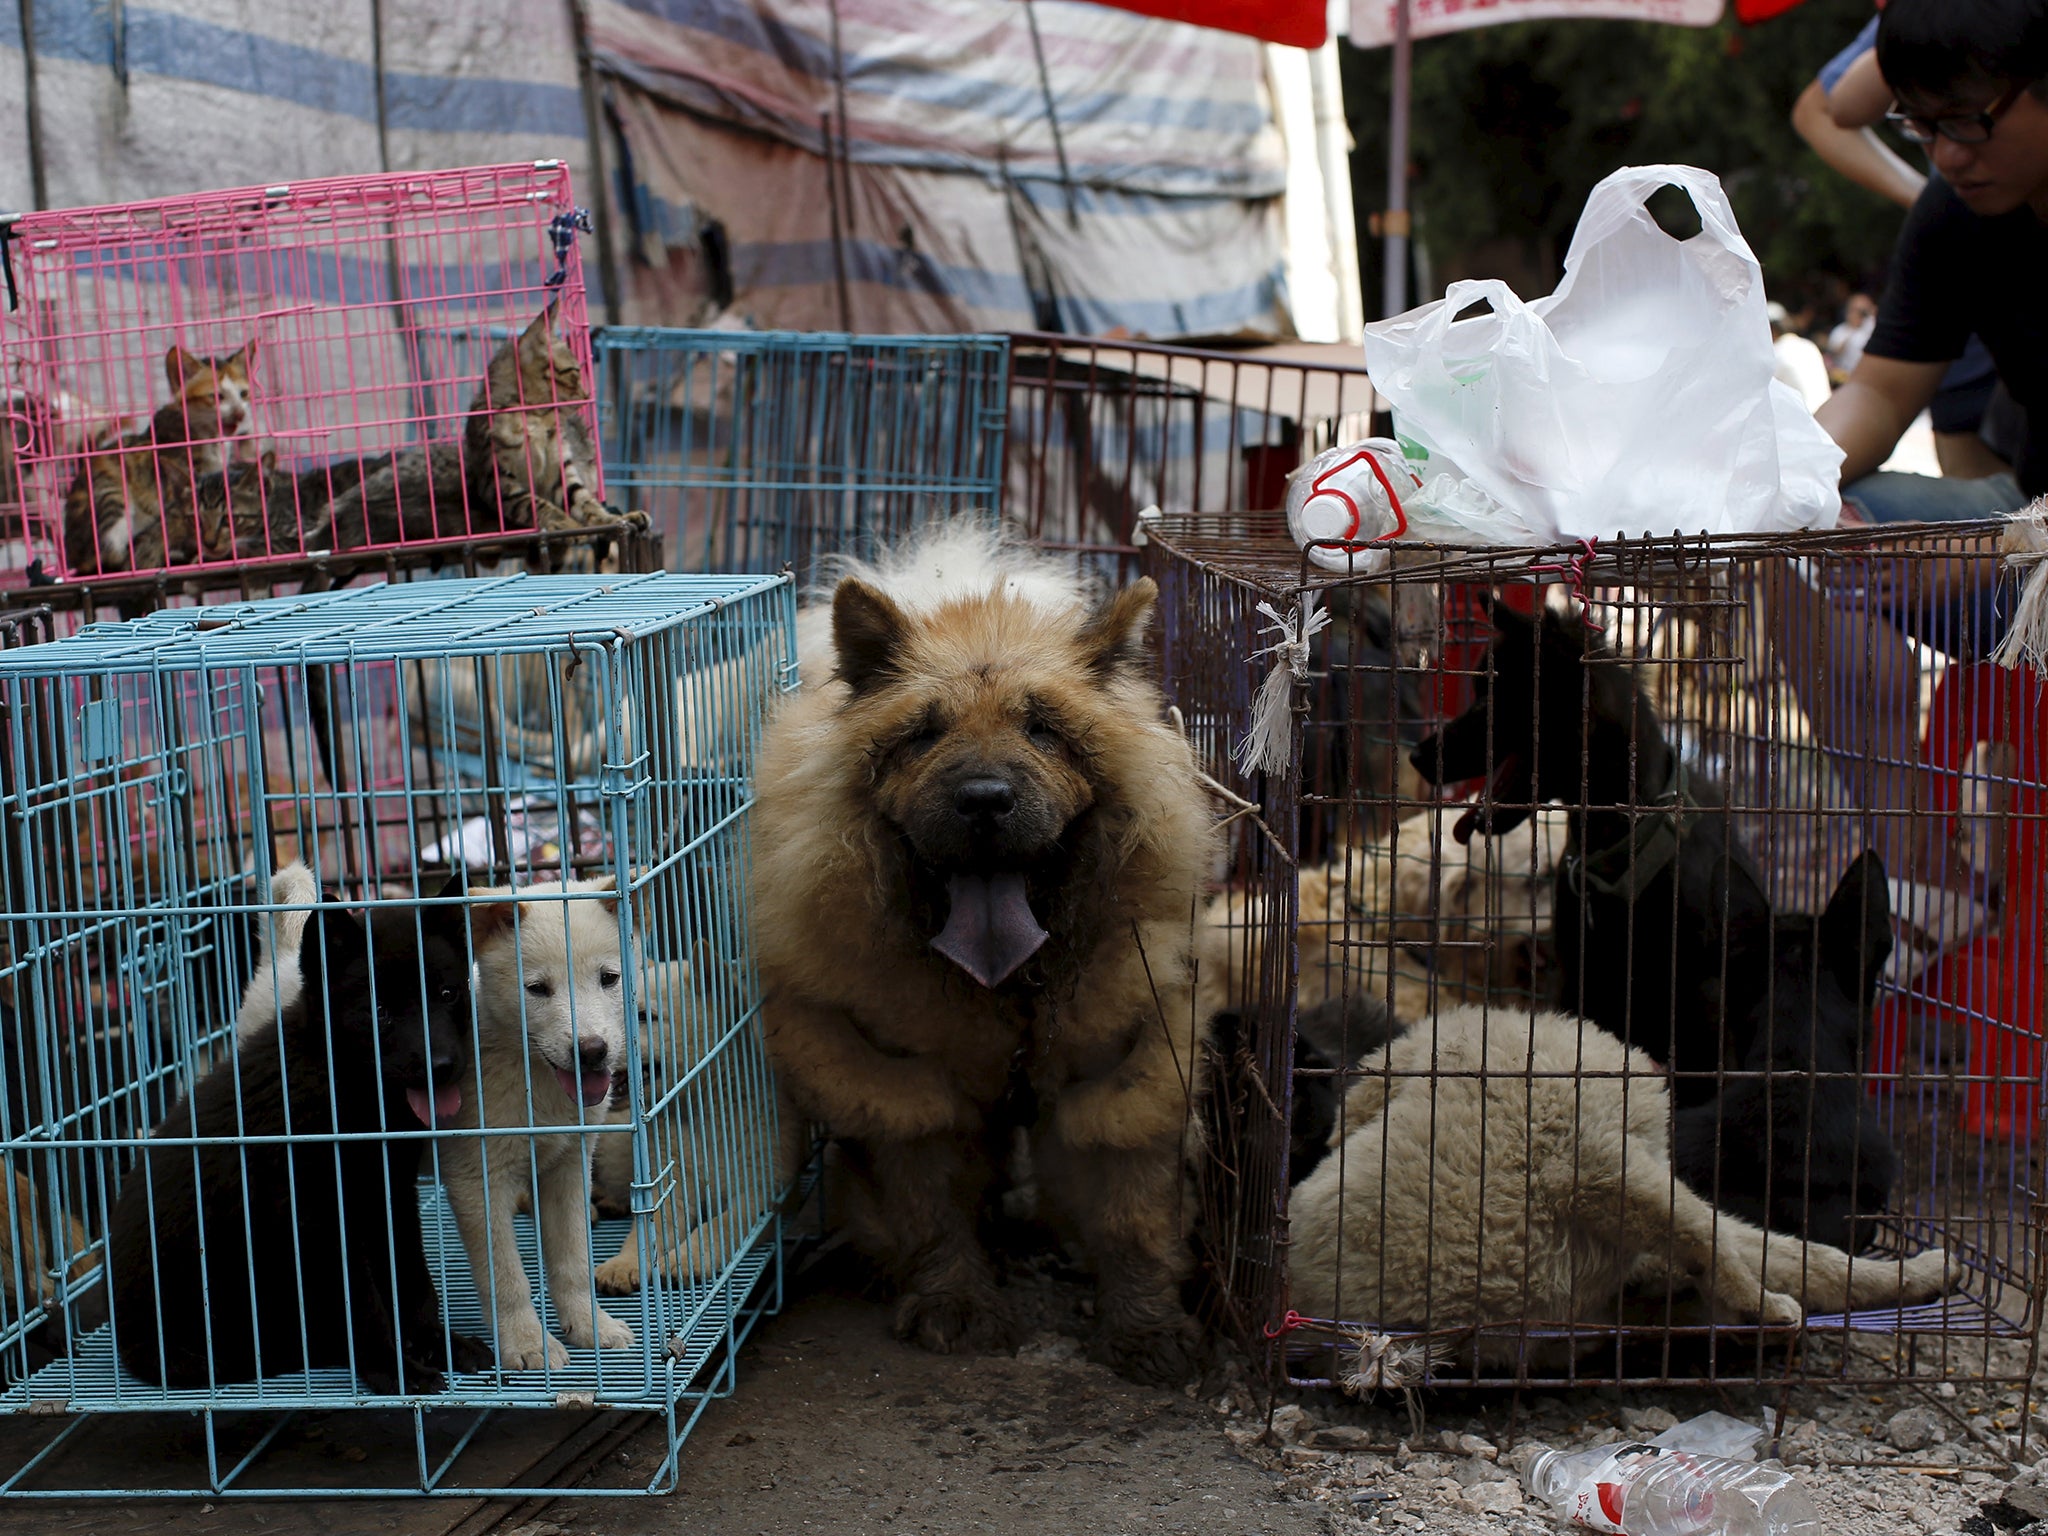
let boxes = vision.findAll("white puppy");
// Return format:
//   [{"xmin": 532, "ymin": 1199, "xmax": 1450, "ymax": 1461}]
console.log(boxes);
[
  {"xmin": 439, "ymin": 877, "xmax": 637, "ymax": 1369},
  {"xmin": 236, "ymin": 861, "xmax": 319, "ymax": 1041},
  {"xmin": 590, "ymin": 955, "xmax": 795, "ymax": 1297},
  {"xmin": 1288, "ymin": 1005, "xmax": 1957, "ymax": 1370}
]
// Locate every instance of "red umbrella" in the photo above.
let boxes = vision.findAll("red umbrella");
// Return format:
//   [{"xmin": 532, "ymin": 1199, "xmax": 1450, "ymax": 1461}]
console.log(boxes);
[{"xmin": 1074, "ymin": 0, "xmax": 1326, "ymax": 48}]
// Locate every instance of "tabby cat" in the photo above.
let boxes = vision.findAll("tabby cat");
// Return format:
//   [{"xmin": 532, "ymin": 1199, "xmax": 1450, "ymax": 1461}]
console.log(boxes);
[
  {"xmin": 318, "ymin": 305, "xmax": 642, "ymax": 547},
  {"xmin": 60, "ymin": 344, "xmax": 256, "ymax": 574},
  {"xmin": 192, "ymin": 453, "xmax": 338, "ymax": 561}
]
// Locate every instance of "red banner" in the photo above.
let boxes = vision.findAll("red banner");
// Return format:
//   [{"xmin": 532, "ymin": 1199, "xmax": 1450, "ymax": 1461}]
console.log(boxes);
[
  {"xmin": 1735, "ymin": 0, "xmax": 1808, "ymax": 19},
  {"xmin": 1077, "ymin": 1, "xmax": 1328, "ymax": 48},
  {"xmin": 1351, "ymin": 0, "xmax": 1722, "ymax": 47}
]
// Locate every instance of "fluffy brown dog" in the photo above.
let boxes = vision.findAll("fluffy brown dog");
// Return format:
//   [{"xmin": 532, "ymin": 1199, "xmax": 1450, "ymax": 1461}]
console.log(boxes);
[{"xmin": 751, "ymin": 523, "xmax": 1218, "ymax": 1384}]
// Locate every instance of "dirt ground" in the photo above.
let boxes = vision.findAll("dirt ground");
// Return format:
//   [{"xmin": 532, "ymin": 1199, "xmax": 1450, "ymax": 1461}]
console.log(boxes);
[
  {"xmin": 550, "ymin": 1248, "xmax": 2037, "ymax": 1536},
  {"xmin": 4, "ymin": 1246, "xmax": 2039, "ymax": 1535},
  {"xmin": 559, "ymin": 1250, "xmax": 1319, "ymax": 1536}
]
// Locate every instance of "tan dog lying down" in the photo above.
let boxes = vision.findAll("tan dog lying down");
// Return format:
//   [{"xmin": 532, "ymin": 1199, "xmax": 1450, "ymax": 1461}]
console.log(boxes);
[
  {"xmin": 1197, "ymin": 808, "xmax": 1565, "ymax": 1027},
  {"xmin": 1288, "ymin": 1006, "xmax": 1956, "ymax": 1367}
]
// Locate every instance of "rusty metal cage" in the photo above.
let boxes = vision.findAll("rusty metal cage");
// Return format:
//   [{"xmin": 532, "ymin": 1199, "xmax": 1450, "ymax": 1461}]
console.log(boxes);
[
  {"xmin": 1005, "ymin": 336, "xmax": 1377, "ymax": 582},
  {"xmin": 1153, "ymin": 511, "xmax": 2045, "ymax": 1403}
]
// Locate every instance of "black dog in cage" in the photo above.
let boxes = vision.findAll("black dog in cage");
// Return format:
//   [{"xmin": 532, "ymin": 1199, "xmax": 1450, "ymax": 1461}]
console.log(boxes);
[
  {"xmin": 1300, "ymin": 588, "xmax": 1426, "ymax": 862},
  {"xmin": 1409, "ymin": 600, "xmax": 1771, "ymax": 1106},
  {"xmin": 1673, "ymin": 851, "xmax": 1899, "ymax": 1255},
  {"xmin": 1207, "ymin": 993, "xmax": 1398, "ymax": 1191},
  {"xmin": 107, "ymin": 894, "xmax": 492, "ymax": 1393}
]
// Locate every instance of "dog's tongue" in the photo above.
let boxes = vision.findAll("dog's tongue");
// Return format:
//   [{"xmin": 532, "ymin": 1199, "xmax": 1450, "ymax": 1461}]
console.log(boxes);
[
  {"xmin": 555, "ymin": 1067, "xmax": 613, "ymax": 1108},
  {"xmin": 406, "ymin": 1083, "xmax": 462, "ymax": 1127},
  {"xmin": 932, "ymin": 872, "xmax": 1049, "ymax": 988},
  {"xmin": 1453, "ymin": 752, "xmax": 1523, "ymax": 846}
]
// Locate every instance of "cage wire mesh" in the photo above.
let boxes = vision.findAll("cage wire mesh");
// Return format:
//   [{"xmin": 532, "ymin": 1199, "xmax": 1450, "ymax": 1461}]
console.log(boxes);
[
  {"xmin": 0, "ymin": 571, "xmax": 800, "ymax": 1497},
  {"xmin": 1150, "ymin": 511, "xmax": 2044, "ymax": 1400},
  {"xmin": 0, "ymin": 162, "xmax": 640, "ymax": 586},
  {"xmin": 593, "ymin": 328, "xmax": 1008, "ymax": 583},
  {"xmin": 1006, "ymin": 334, "xmax": 1377, "ymax": 583}
]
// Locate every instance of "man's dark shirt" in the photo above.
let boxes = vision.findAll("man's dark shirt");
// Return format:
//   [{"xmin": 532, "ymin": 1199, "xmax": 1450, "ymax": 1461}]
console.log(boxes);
[{"xmin": 1867, "ymin": 175, "xmax": 2048, "ymax": 494}]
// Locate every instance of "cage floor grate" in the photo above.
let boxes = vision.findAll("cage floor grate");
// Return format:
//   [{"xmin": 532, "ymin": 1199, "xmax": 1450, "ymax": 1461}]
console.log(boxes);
[{"xmin": 4, "ymin": 1181, "xmax": 777, "ymax": 1413}]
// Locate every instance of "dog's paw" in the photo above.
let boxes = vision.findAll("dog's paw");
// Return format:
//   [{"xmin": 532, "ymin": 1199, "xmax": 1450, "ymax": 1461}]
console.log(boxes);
[
  {"xmin": 1089, "ymin": 1317, "xmax": 1204, "ymax": 1387},
  {"xmin": 447, "ymin": 1331, "xmax": 495, "ymax": 1375},
  {"xmin": 893, "ymin": 1288, "xmax": 1016, "ymax": 1356},
  {"xmin": 1755, "ymin": 1289, "xmax": 1804, "ymax": 1328},
  {"xmin": 1900, "ymin": 1246, "xmax": 1960, "ymax": 1303},
  {"xmin": 402, "ymin": 1356, "xmax": 450, "ymax": 1394},
  {"xmin": 359, "ymin": 1358, "xmax": 442, "ymax": 1396},
  {"xmin": 356, "ymin": 1363, "xmax": 406, "ymax": 1397},
  {"xmin": 556, "ymin": 1301, "xmax": 636, "ymax": 1351},
  {"xmin": 499, "ymin": 1324, "xmax": 571, "ymax": 1371},
  {"xmin": 594, "ymin": 1249, "xmax": 642, "ymax": 1295}
]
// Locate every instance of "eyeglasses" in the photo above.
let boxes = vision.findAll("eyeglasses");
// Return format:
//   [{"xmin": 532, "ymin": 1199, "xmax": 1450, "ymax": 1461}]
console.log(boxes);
[{"xmin": 1885, "ymin": 80, "xmax": 2031, "ymax": 145}]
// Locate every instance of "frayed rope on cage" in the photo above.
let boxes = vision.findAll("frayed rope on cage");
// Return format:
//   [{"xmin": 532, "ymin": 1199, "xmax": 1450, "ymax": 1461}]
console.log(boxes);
[
  {"xmin": 1992, "ymin": 498, "xmax": 2048, "ymax": 675},
  {"xmin": 1235, "ymin": 594, "xmax": 1329, "ymax": 778},
  {"xmin": 1337, "ymin": 1328, "xmax": 1445, "ymax": 1399}
]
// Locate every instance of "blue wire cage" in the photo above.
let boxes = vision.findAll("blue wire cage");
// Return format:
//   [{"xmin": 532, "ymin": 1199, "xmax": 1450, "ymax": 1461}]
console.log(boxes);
[
  {"xmin": 0, "ymin": 571, "xmax": 799, "ymax": 1497},
  {"xmin": 593, "ymin": 328, "xmax": 1008, "ymax": 582}
]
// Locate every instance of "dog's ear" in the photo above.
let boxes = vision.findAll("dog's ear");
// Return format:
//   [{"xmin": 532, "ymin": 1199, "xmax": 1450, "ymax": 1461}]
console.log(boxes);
[
  {"xmin": 304, "ymin": 904, "xmax": 366, "ymax": 984},
  {"xmin": 1537, "ymin": 603, "xmax": 1594, "ymax": 654},
  {"xmin": 465, "ymin": 897, "xmax": 521, "ymax": 952},
  {"xmin": 1490, "ymin": 598, "xmax": 1533, "ymax": 640},
  {"xmin": 586, "ymin": 872, "xmax": 621, "ymax": 916},
  {"xmin": 833, "ymin": 578, "xmax": 911, "ymax": 696},
  {"xmin": 1076, "ymin": 578, "xmax": 1156, "ymax": 678},
  {"xmin": 1819, "ymin": 850, "xmax": 1892, "ymax": 1008}
]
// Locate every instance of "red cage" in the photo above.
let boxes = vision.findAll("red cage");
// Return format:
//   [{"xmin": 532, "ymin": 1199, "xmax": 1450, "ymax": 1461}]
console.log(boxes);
[{"xmin": 0, "ymin": 162, "xmax": 622, "ymax": 587}]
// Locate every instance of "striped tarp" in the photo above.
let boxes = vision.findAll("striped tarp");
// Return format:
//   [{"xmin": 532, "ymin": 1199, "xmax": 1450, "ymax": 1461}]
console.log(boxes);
[
  {"xmin": 585, "ymin": 0, "xmax": 1296, "ymax": 336},
  {"xmin": 1, "ymin": 0, "xmax": 1301, "ymax": 338}
]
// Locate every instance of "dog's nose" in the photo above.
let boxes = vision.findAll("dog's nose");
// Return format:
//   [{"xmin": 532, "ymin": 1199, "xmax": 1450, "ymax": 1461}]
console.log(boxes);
[
  {"xmin": 577, "ymin": 1037, "xmax": 609, "ymax": 1071},
  {"xmin": 954, "ymin": 777, "xmax": 1015, "ymax": 818},
  {"xmin": 430, "ymin": 1049, "xmax": 459, "ymax": 1075}
]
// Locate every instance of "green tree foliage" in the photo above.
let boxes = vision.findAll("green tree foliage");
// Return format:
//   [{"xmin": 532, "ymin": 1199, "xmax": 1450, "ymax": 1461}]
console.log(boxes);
[{"xmin": 1341, "ymin": 0, "xmax": 1913, "ymax": 321}]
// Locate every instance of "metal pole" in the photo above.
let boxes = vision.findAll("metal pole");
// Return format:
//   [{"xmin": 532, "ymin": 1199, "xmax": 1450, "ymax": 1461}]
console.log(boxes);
[
  {"xmin": 822, "ymin": 110, "xmax": 853, "ymax": 331},
  {"xmin": 1382, "ymin": 0, "xmax": 1412, "ymax": 319},
  {"xmin": 17, "ymin": 0, "xmax": 48, "ymax": 209},
  {"xmin": 1023, "ymin": 0, "xmax": 1081, "ymax": 231},
  {"xmin": 567, "ymin": 0, "xmax": 625, "ymax": 326},
  {"xmin": 828, "ymin": 0, "xmax": 858, "ymax": 245}
]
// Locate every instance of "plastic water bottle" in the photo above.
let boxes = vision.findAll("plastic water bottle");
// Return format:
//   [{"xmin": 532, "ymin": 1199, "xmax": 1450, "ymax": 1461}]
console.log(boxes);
[{"xmin": 1524, "ymin": 1443, "xmax": 1821, "ymax": 1535}]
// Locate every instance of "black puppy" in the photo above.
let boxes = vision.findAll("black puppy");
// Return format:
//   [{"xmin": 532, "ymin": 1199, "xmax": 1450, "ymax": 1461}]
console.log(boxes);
[
  {"xmin": 107, "ymin": 897, "xmax": 492, "ymax": 1392},
  {"xmin": 1408, "ymin": 602, "xmax": 1770, "ymax": 1106},
  {"xmin": 1208, "ymin": 994, "xmax": 1398, "ymax": 1188},
  {"xmin": 1674, "ymin": 851, "xmax": 1897, "ymax": 1254}
]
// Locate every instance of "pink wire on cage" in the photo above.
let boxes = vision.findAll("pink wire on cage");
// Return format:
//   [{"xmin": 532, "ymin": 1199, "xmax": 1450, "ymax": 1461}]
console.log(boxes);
[
  {"xmin": 1263, "ymin": 1310, "xmax": 1312, "ymax": 1339},
  {"xmin": 1526, "ymin": 537, "xmax": 1602, "ymax": 627}
]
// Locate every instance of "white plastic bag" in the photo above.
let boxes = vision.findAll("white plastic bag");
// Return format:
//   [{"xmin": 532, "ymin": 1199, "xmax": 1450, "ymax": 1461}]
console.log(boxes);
[{"xmin": 1364, "ymin": 165, "xmax": 1843, "ymax": 545}]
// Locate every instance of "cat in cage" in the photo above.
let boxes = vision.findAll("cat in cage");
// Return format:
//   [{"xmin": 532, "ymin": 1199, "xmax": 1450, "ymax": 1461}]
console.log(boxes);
[
  {"xmin": 319, "ymin": 304, "xmax": 647, "ymax": 548},
  {"xmin": 60, "ymin": 343, "xmax": 256, "ymax": 574}
]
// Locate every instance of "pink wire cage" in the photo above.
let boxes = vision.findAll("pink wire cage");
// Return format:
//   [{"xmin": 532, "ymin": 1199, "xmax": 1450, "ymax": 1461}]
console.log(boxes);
[{"xmin": 0, "ymin": 161, "xmax": 603, "ymax": 585}]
